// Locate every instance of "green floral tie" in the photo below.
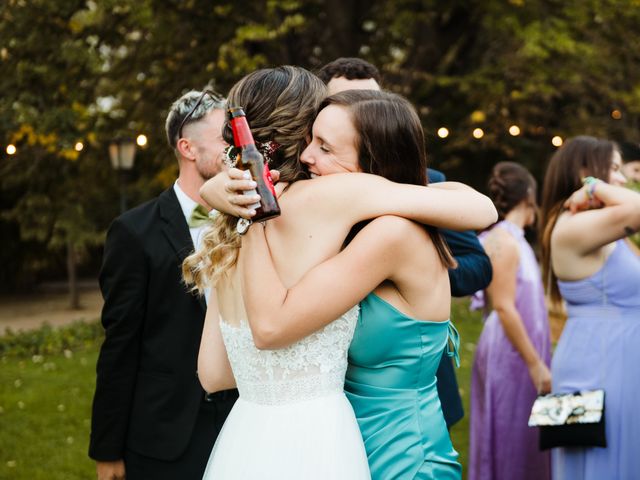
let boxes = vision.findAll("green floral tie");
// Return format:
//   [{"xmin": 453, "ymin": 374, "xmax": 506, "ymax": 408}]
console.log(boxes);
[{"xmin": 188, "ymin": 204, "xmax": 211, "ymax": 228}]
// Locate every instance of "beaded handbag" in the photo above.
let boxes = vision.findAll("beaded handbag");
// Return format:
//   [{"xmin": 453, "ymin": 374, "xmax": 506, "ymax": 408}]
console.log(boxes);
[{"xmin": 528, "ymin": 389, "xmax": 606, "ymax": 450}]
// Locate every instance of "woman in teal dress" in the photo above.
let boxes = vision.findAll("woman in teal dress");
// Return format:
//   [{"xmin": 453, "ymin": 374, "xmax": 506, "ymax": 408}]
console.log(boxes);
[
  {"xmin": 237, "ymin": 90, "xmax": 467, "ymax": 479},
  {"xmin": 345, "ymin": 294, "xmax": 461, "ymax": 479}
]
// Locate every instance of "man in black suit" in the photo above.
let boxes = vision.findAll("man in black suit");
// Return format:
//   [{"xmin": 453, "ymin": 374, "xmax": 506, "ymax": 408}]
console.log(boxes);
[
  {"xmin": 89, "ymin": 90, "xmax": 238, "ymax": 479},
  {"xmin": 317, "ymin": 58, "xmax": 493, "ymax": 428}
]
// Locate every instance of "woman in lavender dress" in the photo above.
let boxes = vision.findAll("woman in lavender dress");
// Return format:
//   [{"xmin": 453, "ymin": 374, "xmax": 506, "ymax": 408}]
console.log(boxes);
[
  {"xmin": 540, "ymin": 136, "xmax": 640, "ymax": 480},
  {"xmin": 470, "ymin": 162, "xmax": 551, "ymax": 480}
]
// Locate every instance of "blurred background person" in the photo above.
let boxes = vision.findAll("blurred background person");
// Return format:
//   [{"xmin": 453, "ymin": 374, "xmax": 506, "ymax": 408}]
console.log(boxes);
[
  {"xmin": 317, "ymin": 56, "xmax": 492, "ymax": 430},
  {"xmin": 540, "ymin": 136, "xmax": 640, "ymax": 480},
  {"xmin": 316, "ymin": 57, "xmax": 382, "ymax": 94},
  {"xmin": 469, "ymin": 162, "xmax": 551, "ymax": 480}
]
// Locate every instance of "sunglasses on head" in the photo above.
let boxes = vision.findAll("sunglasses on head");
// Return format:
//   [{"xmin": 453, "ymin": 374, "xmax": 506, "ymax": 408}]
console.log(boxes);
[{"xmin": 177, "ymin": 89, "xmax": 224, "ymax": 140}]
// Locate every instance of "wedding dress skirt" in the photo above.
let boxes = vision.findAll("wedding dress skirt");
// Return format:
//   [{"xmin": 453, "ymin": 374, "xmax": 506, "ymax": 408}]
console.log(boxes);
[{"xmin": 202, "ymin": 306, "xmax": 370, "ymax": 480}]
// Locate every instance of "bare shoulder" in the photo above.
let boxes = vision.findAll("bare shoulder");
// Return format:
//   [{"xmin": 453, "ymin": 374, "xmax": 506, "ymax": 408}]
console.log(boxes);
[
  {"xmin": 550, "ymin": 211, "xmax": 577, "ymax": 247},
  {"xmin": 299, "ymin": 172, "xmax": 392, "ymax": 198},
  {"xmin": 482, "ymin": 226, "xmax": 519, "ymax": 261},
  {"xmin": 283, "ymin": 174, "xmax": 389, "ymax": 215}
]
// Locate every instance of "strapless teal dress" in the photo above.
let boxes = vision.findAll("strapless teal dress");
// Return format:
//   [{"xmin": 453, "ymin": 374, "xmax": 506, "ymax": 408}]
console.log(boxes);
[{"xmin": 345, "ymin": 293, "xmax": 462, "ymax": 480}]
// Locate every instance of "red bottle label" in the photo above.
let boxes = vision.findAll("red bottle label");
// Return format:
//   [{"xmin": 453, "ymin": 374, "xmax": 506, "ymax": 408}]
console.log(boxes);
[
  {"xmin": 230, "ymin": 116, "xmax": 254, "ymax": 148},
  {"xmin": 263, "ymin": 165, "xmax": 277, "ymax": 197}
]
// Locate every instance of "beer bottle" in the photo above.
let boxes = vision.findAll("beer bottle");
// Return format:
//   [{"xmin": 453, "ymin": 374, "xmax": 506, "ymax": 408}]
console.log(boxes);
[{"xmin": 229, "ymin": 106, "xmax": 281, "ymax": 225}]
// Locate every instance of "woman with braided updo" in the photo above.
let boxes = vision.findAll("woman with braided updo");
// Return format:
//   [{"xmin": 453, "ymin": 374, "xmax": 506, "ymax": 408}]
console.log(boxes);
[{"xmin": 469, "ymin": 161, "xmax": 551, "ymax": 480}]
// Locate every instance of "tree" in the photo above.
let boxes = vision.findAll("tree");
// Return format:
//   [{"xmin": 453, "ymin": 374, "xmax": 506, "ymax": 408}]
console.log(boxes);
[{"xmin": 2, "ymin": 0, "xmax": 640, "ymax": 295}]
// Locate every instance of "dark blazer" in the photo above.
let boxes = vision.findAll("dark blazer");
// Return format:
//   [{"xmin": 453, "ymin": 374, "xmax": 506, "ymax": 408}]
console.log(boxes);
[
  {"xmin": 89, "ymin": 187, "xmax": 237, "ymax": 468},
  {"xmin": 428, "ymin": 168, "xmax": 492, "ymax": 427}
]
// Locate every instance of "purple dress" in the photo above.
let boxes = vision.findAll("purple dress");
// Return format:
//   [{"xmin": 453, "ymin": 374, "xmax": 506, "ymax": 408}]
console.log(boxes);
[
  {"xmin": 469, "ymin": 220, "xmax": 551, "ymax": 480},
  {"xmin": 552, "ymin": 239, "xmax": 640, "ymax": 479}
]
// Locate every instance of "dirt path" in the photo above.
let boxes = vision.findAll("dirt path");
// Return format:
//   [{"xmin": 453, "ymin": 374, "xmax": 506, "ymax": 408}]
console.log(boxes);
[{"xmin": 0, "ymin": 286, "xmax": 103, "ymax": 334}]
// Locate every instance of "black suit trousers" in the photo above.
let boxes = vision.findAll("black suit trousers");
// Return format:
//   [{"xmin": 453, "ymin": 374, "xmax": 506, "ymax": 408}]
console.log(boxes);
[{"xmin": 124, "ymin": 391, "xmax": 237, "ymax": 479}]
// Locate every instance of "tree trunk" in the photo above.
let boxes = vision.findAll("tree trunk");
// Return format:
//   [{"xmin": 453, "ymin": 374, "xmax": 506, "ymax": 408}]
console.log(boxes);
[{"xmin": 67, "ymin": 239, "xmax": 80, "ymax": 310}]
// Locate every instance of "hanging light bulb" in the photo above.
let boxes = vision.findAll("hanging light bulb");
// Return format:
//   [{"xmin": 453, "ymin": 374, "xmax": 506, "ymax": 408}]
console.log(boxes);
[
  {"xmin": 473, "ymin": 128, "xmax": 484, "ymax": 139},
  {"xmin": 552, "ymin": 136, "xmax": 563, "ymax": 147},
  {"xmin": 508, "ymin": 125, "xmax": 521, "ymax": 136},
  {"xmin": 136, "ymin": 134, "xmax": 148, "ymax": 147},
  {"xmin": 437, "ymin": 127, "xmax": 449, "ymax": 138}
]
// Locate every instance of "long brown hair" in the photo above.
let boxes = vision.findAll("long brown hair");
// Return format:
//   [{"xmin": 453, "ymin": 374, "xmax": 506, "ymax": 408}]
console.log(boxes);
[
  {"xmin": 183, "ymin": 66, "xmax": 327, "ymax": 290},
  {"xmin": 540, "ymin": 135, "xmax": 618, "ymax": 302},
  {"xmin": 323, "ymin": 90, "xmax": 456, "ymax": 269}
]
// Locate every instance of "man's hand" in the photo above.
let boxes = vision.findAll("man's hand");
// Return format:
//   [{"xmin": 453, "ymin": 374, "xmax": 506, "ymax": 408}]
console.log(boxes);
[{"xmin": 96, "ymin": 460, "xmax": 126, "ymax": 480}]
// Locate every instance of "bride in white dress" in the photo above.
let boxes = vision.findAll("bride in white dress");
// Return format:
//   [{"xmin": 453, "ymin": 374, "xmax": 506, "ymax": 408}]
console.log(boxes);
[
  {"xmin": 183, "ymin": 66, "xmax": 498, "ymax": 480},
  {"xmin": 204, "ymin": 296, "xmax": 366, "ymax": 478}
]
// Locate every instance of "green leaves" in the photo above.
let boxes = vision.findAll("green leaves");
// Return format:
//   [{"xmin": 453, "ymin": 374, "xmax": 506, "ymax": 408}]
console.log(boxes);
[{"xmin": 2, "ymin": 0, "xmax": 640, "ymax": 290}]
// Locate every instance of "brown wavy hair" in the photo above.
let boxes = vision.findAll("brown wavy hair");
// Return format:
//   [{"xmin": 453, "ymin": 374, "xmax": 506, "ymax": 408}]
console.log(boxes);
[
  {"xmin": 539, "ymin": 135, "xmax": 618, "ymax": 302},
  {"xmin": 183, "ymin": 66, "xmax": 326, "ymax": 290},
  {"xmin": 323, "ymin": 90, "xmax": 456, "ymax": 269}
]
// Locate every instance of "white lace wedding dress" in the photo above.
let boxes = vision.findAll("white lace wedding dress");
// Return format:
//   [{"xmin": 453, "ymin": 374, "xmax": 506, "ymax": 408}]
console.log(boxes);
[{"xmin": 202, "ymin": 305, "xmax": 370, "ymax": 479}]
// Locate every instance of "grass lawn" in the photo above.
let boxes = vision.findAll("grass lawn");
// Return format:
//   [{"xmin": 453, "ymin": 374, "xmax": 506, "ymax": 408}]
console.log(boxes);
[{"xmin": 0, "ymin": 299, "xmax": 484, "ymax": 479}]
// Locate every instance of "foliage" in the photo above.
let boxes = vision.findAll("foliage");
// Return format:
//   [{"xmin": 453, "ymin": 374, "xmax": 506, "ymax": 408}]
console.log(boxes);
[
  {"xmin": 2, "ymin": 0, "xmax": 640, "ymax": 289},
  {"xmin": 0, "ymin": 320, "xmax": 103, "ymax": 358}
]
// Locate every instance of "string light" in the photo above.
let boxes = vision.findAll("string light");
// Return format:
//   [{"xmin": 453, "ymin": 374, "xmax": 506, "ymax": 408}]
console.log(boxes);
[
  {"xmin": 552, "ymin": 136, "xmax": 563, "ymax": 147},
  {"xmin": 473, "ymin": 128, "xmax": 484, "ymax": 139},
  {"xmin": 508, "ymin": 125, "xmax": 521, "ymax": 136},
  {"xmin": 136, "ymin": 134, "xmax": 148, "ymax": 147},
  {"xmin": 611, "ymin": 109, "xmax": 622, "ymax": 120},
  {"xmin": 6, "ymin": 144, "xmax": 16, "ymax": 155},
  {"xmin": 437, "ymin": 127, "xmax": 449, "ymax": 138},
  {"xmin": 74, "ymin": 142, "xmax": 84, "ymax": 152}
]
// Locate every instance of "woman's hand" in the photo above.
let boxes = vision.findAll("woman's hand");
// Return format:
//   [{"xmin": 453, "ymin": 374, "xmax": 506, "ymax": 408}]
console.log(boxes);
[
  {"xmin": 564, "ymin": 182, "xmax": 604, "ymax": 213},
  {"xmin": 200, "ymin": 168, "xmax": 280, "ymax": 219},
  {"xmin": 528, "ymin": 359, "xmax": 552, "ymax": 394},
  {"xmin": 225, "ymin": 168, "xmax": 281, "ymax": 219}
]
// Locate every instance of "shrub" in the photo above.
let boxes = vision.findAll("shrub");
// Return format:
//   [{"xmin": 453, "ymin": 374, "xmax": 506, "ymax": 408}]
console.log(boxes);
[{"xmin": 0, "ymin": 321, "xmax": 103, "ymax": 358}]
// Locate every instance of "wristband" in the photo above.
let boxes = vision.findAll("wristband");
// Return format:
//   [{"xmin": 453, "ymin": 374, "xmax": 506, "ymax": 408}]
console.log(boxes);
[{"xmin": 581, "ymin": 176, "xmax": 600, "ymax": 200}]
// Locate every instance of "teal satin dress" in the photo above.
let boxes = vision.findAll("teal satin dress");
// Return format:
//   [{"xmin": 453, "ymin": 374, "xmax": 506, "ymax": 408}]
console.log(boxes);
[{"xmin": 345, "ymin": 293, "xmax": 462, "ymax": 480}]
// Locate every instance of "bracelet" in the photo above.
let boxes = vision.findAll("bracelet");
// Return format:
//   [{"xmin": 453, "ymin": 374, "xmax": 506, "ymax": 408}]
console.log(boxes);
[
  {"xmin": 236, "ymin": 218, "xmax": 252, "ymax": 235},
  {"xmin": 236, "ymin": 218, "xmax": 267, "ymax": 235},
  {"xmin": 581, "ymin": 176, "xmax": 600, "ymax": 200}
]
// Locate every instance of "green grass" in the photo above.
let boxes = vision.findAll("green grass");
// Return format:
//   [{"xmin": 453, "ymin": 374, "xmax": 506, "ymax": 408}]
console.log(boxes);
[
  {"xmin": 0, "ymin": 326, "xmax": 101, "ymax": 479},
  {"xmin": 449, "ymin": 299, "xmax": 484, "ymax": 478},
  {"xmin": 0, "ymin": 301, "xmax": 484, "ymax": 479}
]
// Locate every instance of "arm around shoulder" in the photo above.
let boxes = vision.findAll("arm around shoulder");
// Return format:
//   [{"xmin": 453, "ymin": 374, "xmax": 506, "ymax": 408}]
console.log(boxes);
[
  {"xmin": 312, "ymin": 174, "xmax": 497, "ymax": 232},
  {"xmin": 241, "ymin": 216, "xmax": 409, "ymax": 349}
]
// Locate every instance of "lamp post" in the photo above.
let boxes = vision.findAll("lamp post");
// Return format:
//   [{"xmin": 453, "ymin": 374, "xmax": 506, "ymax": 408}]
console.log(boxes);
[{"xmin": 109, "ymin": 138, "xmax": 136, "ymax": 213}]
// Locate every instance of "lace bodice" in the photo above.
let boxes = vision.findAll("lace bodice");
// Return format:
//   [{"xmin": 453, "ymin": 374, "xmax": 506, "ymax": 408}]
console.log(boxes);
[{"xmin": 220, "ymin": 306, "xmax": 359, "ymax": 405}]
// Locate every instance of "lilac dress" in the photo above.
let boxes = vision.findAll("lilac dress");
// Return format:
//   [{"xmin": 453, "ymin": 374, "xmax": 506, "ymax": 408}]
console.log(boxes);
[
  {"xmin": 552, "ymin": 239, "xmax": 640, "ymax": 480},
  {"xmin": 469, "ymin": 220, "xmax": 551, "ymax": 480}
]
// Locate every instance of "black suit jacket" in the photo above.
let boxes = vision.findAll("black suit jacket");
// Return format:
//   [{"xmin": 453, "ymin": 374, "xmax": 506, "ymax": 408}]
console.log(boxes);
[
  {"xmin": 428, "ymin": 168, "xmax": 492, "ymax": 427},
  {"xmin": 89, "ymin": 187, "xmax": 232, "ymax": 462}
]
